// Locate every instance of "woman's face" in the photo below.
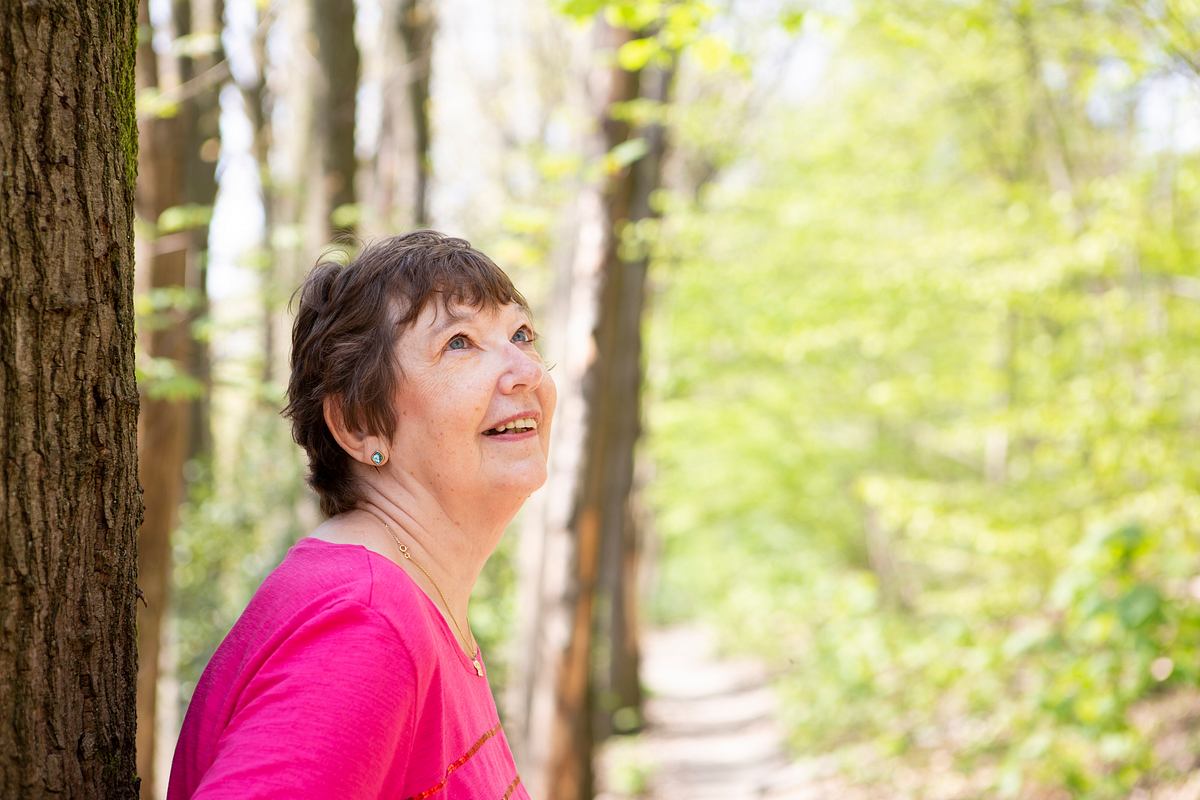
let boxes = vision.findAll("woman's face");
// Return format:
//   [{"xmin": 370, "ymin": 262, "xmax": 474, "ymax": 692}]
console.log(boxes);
[{"xmin": 386, "ymin": 299, "xmax": 556, "ymax": 510}]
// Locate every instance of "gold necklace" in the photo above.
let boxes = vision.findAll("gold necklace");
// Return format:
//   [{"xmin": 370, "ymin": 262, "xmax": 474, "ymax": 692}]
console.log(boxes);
[{"xmin": 376, "ymin": 517, "xmax": 484, "ymax": 677}]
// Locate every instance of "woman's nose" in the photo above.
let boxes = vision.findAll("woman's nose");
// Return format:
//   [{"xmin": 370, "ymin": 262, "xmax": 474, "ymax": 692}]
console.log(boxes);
[{"xmin": 499, "ymin": 343, "xmax": 544, "ymax": 394}]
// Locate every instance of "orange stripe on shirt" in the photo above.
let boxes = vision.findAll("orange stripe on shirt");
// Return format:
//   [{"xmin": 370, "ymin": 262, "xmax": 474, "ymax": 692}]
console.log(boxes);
[
  {"xmin": 500, "ymin": 774, "xmax": 522, "ymax": 800},
  {"xmin": 407, "ymin": 723, "xmax": 507, "ymax": 800}
]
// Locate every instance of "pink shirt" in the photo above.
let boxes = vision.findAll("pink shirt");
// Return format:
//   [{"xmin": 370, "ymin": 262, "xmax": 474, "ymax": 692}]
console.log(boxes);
[{"xmin": 167, "ymin": 537, "xmax": 529, "ymax": 799}]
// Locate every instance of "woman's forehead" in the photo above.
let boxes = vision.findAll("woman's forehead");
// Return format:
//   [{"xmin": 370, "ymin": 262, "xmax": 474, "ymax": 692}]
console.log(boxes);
[{"xmin": 417, "ymin": 299, "xmax": 528, "ymax": 333}]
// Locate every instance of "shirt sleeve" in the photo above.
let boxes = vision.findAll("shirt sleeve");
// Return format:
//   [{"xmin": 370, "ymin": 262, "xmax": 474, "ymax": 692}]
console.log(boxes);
[{"xmin": 191, "ymin": 599, "xmax": 417, "ymax": 799}]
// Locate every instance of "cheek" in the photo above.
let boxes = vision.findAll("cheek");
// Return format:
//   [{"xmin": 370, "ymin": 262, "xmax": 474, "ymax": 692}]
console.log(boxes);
[
  {"xmin": 539, "ymin": 376, "xmax": 558, "ymax": 446},
  {"xmin": 542, "ymin": 374, "xmax": 558, "ymax": 423}
]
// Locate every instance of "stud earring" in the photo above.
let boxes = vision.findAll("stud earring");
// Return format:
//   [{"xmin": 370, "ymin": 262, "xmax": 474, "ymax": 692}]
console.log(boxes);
[{"xmin": 371, "ymin": 451, "xmax": 386, "ymax": 466}]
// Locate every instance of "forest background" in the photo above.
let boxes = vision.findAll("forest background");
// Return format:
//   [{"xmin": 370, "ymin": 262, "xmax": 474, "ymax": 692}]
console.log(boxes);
[{"xmin": 124, "ymin": 0, "xmax": 1200, "ymax": 798}]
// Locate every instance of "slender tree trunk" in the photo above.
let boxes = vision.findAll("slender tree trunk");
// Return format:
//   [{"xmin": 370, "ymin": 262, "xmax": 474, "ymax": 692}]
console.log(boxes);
[
  {"xmin": 238, "ymin": 4, "xmax": 279, "ymax": 385},
  {"xmin": 0, "ymin": 2, "xmax": 141, "ymax": 797},
  {"xmin": 600, "ymin": 58, "xmax": 675, "ymax": 732},
  {"xmin": 175, "ymin": 0, "xmax": 226, "ymax": 461},
  {"xmin": 134, "ymin": 0, "xmax": 195, "ymax": 793},
  {"xmin": 268, "ymin": 2, "xmax": 317, "ymax": 385},
  {"xmin": 311, "ymin": 0, "xmax": 359, "ymax": 241},
  {"xmin": 511, "ymin": 20, "xmax": 671, "ymax": 799},
  {"xmin": 367, "ymin": 0, "xmax": 435, "ymax": 232},
  {"xmin": 1013, "ymin": 6, "xmax": 1077, "ymax": 214}
]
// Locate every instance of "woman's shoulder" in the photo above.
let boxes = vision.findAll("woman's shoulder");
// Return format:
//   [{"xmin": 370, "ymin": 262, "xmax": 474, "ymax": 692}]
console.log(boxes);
[
  {"xmin": 277, "ymin": 537, "xmax": 443, "ymax": 653},
  {"xmin": 218, "ymin": 538, "xmax": 433, "ymax": 661}
]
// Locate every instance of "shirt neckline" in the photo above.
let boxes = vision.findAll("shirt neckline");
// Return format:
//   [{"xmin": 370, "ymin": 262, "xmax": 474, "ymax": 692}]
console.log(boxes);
[{"xmin": 294, "ymin": 536, "xmax": 486, "ymax": 678}]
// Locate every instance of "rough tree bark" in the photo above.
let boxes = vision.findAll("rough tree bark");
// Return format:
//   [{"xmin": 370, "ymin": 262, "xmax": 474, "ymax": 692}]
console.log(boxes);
[
  {"xmin": 0, "ymin": 2, "xmax": 141, "ymax": 797},
  {"xmin": 367, "ymin": 0, "xmax": 435, "ymax": 232},
  {"xmin": 510, "ymin": 20, "xmax": 672, "ymax": 799}
]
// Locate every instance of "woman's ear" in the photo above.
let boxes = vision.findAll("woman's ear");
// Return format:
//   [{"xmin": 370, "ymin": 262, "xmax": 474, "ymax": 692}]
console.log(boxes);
[{"xmin": 323, "ymin": 395, "xmax": 384, "ymax": 466}]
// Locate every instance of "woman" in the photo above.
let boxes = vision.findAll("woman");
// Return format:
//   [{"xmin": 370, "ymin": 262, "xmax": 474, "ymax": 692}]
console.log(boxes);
[{"xmin": 167, "ymin": 231, "xmax": 553, "ymax": 799}]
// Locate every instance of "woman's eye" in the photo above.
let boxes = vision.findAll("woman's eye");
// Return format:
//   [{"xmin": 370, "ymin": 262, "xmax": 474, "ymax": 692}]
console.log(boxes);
[
  {"xmin": 512, "ymin": 326, "xmax": 536, "ymax": 344},
  {"xmin": 447, "ymin": 334, "xmax": 469, "ymax": 351}
]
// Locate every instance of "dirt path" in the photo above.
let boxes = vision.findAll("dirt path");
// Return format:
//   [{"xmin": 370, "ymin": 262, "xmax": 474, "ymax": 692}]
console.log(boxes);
[
  {"xmin": 596, "ymin": 625, "xmax": 839, "ymax": 800},
  {"xmin": 595, "ymin": 626, "xmax": 1200, "ymax": 800}
]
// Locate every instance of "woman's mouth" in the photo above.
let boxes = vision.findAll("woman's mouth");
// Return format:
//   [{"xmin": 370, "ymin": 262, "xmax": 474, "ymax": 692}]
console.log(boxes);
[{"xmin": 483, "ymin": 417, "xmax": 539, "ymax": 437}]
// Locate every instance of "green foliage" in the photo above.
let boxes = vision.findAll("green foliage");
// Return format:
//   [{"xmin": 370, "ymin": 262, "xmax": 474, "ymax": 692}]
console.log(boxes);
[
  {"xmin": 137, "ymin": 355, "xmax": 205, "ymax": 401},
  {"xmin": 557, "ymin": 0, "xmax": 608, "ymax": 22},
  {"xmin": 616, "ymin": 37, "xmax": 663, "ymax": 71},
  {"xmin": 137, "ymin": 87, "xmax": 180, "ymax": 119},
  {"xmin": 603, "ymin": 736, "xmax": 655, "ymax": 795},
  {"xmin": 134, "ymin": 286, "xmax": 208, "ymax": 399},
  {"xmin": 157, "ymin": 204, "xmax": 214, "ymax": 235},
  {"xmin": 601, "ymin": 137, "xmax": 649, "ymax": 175},
  {"xmin": 330, "ymin": 202, "xmax": 362, "ymax": 231},
  {"xmin": 170, "ymin": 31, "xmax": 222, "ymax": 59},
  {"xmin": 646, "ymin": 1, "xmax": 1200, "ymax": 795},
  {"xmin": 135, "ymin": 286, "xmax": 205, "ymax": 327},
  {"xmin": 561, "ymin": 0, "xmax": 723, "ymax": 62},
  {"xmin": 172, "ymin": 405, "xmax": 311, "ymax": 714}
]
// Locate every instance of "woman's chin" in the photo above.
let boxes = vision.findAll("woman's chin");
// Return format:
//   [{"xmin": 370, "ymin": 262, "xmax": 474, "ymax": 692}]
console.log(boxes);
[{"xmin": 488, "ymin": 463, "xmax": 548, "ymax": 500}]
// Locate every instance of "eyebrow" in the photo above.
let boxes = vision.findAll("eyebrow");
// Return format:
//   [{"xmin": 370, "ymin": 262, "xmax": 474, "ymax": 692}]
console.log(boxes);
[{"xmin": 423, "ymin": 303, "xmax": 531, "ymax": 342}]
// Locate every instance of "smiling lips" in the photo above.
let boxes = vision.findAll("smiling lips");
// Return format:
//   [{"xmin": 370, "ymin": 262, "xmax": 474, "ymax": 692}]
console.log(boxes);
[{"xmin": 483, "ymin": 416, "xmax": 539, "ymax": 437}]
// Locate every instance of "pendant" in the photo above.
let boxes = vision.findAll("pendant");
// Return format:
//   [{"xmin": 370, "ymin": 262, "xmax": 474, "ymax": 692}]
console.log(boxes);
[{"xmin": 472, "ymin": 656, "xmax": 484, "ymax": 677}]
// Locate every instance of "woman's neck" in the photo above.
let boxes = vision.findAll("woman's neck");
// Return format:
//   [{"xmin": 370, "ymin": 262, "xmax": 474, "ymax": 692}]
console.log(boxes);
[{"xmin": 314, "ymin": 479, "xmax": 515, "ymax": 654}]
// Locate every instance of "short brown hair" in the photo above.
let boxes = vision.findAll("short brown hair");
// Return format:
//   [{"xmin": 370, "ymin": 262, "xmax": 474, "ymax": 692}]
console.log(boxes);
[{"xmin": 283, "ymin": 230, "xmax": 529, "ymax": 516}]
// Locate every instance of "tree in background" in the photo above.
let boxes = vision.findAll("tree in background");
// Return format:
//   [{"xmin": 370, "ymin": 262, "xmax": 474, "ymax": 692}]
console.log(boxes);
[
  {"xmin": 367, "ymin": 0, "xmax": 436, "ymax": 231},
  {"xmin": 0, "ymin": 2, "xmax": 141, "ymax": 796},
  {"xmin": 133, "ymin": 0, "xmax": 227, "ymax": 791},
  {"xmin": 646, "ymin": 1, "xmax": 1200, "ymax": 796},
  {"xmin": 508, "ymin": 2, "xmax": 709, "ymax": 794},
  {"xmin": 174, "ymin": 0, "xmax": 227, "ymax": 462},
  {"xmin": 136, "ymin": 1, "xmax": 1200, "ymax": 795},
  {"xmin": 310, "ymin": 0, "xmax": 359, "ymax": 241},
  {"xmin": 166, "ymin": 0, "xmax": 358, "ymax": 748}
]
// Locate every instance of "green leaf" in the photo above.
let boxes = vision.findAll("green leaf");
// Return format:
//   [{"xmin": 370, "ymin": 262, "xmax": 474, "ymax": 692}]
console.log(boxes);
[
  {"xmin": 780, "ymin": 9, "xmax": 806, "ymax": 33},
  {"xmin": 535, "ymin": 151, "xmax": 584, "ymax": 181},
  {"xmin": 137, "ymin": 356, "xmax": 205, "ymax": 401},
  {"xmin": 137, "ymin": 88, "xmax": 179, "ymax": 119},
  {"xmin": 617, "ymin": 37, "xmax": 661, "ymax": 71},
  {"xmin": 556, "ymin": 0, "xmax": 606, "ymax": 20},
  {"xmin": 609, "ymin": 97, "xmax": 668, "ymax": 126},
  {"xmin": 501, "ymin": 206, "xmax": 552, "ymax": 236},
  {"xmin": 664, "ymin": 2, "xmax": 709, "ymax": 42},
  {"xmin": 605, "ymin": 1, "xmax": 663, "ymax": 31},
  {"xmin": 172, "ymin": 32, "xmax": 222, "ymax": 59},
  {"xmin": 602, "ymin": 137, "xmax": 649, "ymax": 174},
  {"xmin": 1116, "ymin": 584, "xmax": 1162, "ymax": 631},
  {"xmin": 691, "ymin": 35, "xmax": 731, "ymax": 72},
  {"xmin": 331, "ymin": 203, "xmax": 361, "ymax": 230},
  {"xmin": 157, "ymin": 204, "xmax": 214, "ymax": 235}
]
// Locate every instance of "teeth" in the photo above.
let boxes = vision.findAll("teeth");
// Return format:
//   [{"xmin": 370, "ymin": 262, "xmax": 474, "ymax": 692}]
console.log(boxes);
[{"xmin": 490, "ymin": 417, "xmax": 538, "ymax": 433}]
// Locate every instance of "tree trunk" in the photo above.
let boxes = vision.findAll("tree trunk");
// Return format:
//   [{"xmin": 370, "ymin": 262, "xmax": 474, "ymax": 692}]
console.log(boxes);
[
  {"xmin": 174, "ymin": 0, "xmax": 226, "ymax": 462},
  {"xmin": 510, "ymin": 20, "xmax": 671, "ymax": 799},
  {"xmin": 238, "ymin": 3, "xmax": 279, "ymax": 385},
  {"xmin": 253, "ymin": 1, "xmax": 317, "ymax": 390},
  {"xmin": 310, "ymin": 0, "xmax": 359, "ymax": 241},
  {"xmin": 134, "ymin": 0, "xmax": 196, "ymax": 793},
  {"xmin": 0, "ymin": 2, "xmax": 141, "ymax": 797},
  {"xmin": 367, "ymin": 0, "xmax": 435, "ymax": 232},
  {"xmin": 599, "ymin": 58, "xmax": 674, "ymax": 734}
]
